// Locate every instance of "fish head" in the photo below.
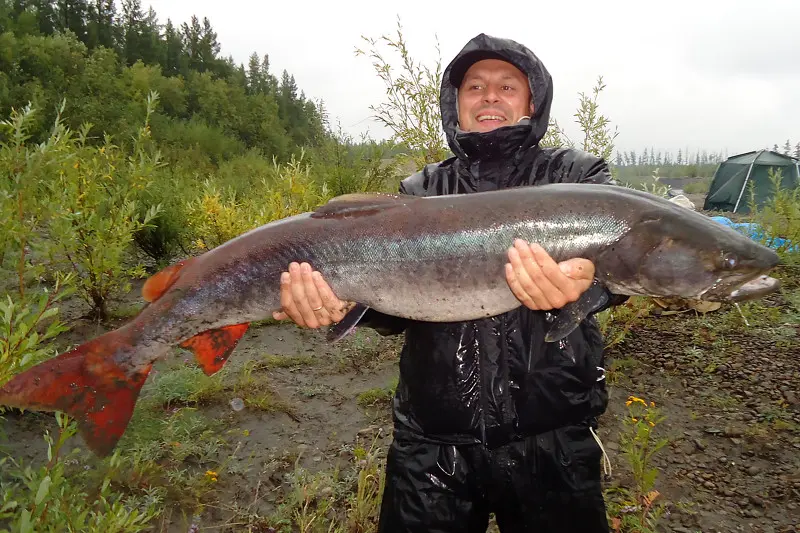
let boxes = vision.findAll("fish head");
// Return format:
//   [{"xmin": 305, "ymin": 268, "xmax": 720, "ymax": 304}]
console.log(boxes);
[{"xmin": 599, "ymin": 212, "xmax": 781, "ymax": 302}]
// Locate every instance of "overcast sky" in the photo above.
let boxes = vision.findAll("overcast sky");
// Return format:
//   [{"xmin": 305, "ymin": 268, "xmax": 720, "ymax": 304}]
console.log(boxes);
[{"xmin": 144, "ymin": 0, "xmax": 800, "ymax": 159}]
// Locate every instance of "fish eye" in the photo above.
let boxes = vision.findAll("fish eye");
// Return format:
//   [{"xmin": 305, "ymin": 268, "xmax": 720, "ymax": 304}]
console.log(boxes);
[{"xmin": 722, "ymin": 252, "xmax": 738, "ymax": 269}]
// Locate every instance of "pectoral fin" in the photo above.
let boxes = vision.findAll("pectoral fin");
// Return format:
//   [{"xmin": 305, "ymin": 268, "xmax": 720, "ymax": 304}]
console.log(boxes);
[
  {"xmin": 545, "ymin": 280, "xmax": 609, "ymax": 342},
  {"xmin": 326, "ymin": 304, "xmax": 370, "ymax": 342}
]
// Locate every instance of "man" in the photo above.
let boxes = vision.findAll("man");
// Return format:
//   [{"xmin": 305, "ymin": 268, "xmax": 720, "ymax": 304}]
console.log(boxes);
[{"xmin": 274, "ymin": 33, "xmax": 617, "ymax": 532}]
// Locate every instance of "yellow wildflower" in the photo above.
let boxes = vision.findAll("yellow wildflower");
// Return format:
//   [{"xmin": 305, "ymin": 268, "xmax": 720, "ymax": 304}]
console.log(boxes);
[
  {"xmin": 626, "ymin": 395, "xmax": 647, "ymax": 406},
  {"xmin": 632, "ymin": 417, "xmax": 638, "ymax": 423},
  {"xmin": 205, "ymin": 470, "xmax": 218, "ymax": 482},
  {"xmin": 195, "ymin": 239, "xmax": 206, "ymax": 250},
  {"xmin": 650, "ymin": 401, "xmax": 656, "ymax": 407},
  {"xmin": 644, "ymin": 490, "xmax": 660, "ymax": 505},
  {"xmin": 649, "ymin": 421, "xmax": 655, "ymax": 427}
]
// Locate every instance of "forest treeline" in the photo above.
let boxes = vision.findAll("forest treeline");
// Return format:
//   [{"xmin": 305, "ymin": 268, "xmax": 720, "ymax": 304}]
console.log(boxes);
[
  {"xmin": 0, "ymin": 0, "xmax": 403, "ymax": 328},
  {"xmin": 0, "ymin": 0, "xmax": 371, "ymax": 165}
]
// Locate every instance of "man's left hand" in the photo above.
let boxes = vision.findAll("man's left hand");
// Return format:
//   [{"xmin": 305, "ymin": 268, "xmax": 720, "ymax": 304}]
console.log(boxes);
[{"xmin": 505, "ymin": 239, "xmax": 595, "ymax": 311}]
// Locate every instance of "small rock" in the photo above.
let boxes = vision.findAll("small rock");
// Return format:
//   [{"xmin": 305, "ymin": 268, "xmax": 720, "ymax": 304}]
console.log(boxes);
[
  {"xmin": 784, "ymin": 391, "xmax": 798, "ymax": 405},
  {"xmin": 694, "ymin": 439, "xmax": 707, "ymax": 451},
  {"xmin": 723, "ymin": 425, "xmax": 743, "ymax": 438},
  {"xmin": 357, "ymin": 425, "xmax": 380, "ymax": 436},
  {"xmin": 747, "ymin": 465, "xmax": 761, "ymax": 476},
  {"xmin": 743, "ymin": 508, "xmax": 762, "ymax": 518},
  {"xmin": 703, "ymin": 481, "xmax": 716, "ymax": 490},
  {"xmin": 229, "ymin": 397, "xmax": 245, "ymax": 411}
]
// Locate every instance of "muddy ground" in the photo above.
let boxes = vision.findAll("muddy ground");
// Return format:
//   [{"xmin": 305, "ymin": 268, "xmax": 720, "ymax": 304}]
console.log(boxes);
[
  {"xmin": 1, "ymin": 193, "xmax": 798, "ymax": 533},
  {"xmin": 3, "ymin": 288, "xmax": 797, "ymax": 533}
]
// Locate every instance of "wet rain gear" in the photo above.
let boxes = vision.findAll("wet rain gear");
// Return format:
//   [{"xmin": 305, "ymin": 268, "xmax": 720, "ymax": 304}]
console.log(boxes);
[{"xmin": 362, "ymin": 33, "xmax": 616, "ymax": 532}]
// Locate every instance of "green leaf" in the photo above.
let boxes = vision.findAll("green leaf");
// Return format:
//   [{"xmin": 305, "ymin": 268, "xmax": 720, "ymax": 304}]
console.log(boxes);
[
  {"xmin": 19, "ymin": 509, "xmax": 32, "ymax": 533},
  {"xmin": 39, "ymin": 307, "xmax": 59, "ymax": 322},
  {"xmin": 34, "ymin": 475, "xmax": 51, "ymax": 506}
]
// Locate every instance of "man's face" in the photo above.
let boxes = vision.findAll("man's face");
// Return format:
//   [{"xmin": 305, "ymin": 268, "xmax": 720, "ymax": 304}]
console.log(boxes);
[{"xmin": 457, "ymin": 59, "xmax": 534, "ymax": 133}]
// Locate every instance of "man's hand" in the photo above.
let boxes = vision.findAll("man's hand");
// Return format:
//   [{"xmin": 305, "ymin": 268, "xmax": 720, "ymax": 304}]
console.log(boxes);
[
  {"xmin": 272, "ymin": 262, "xmax": 355, "ymax": 328},
  {"xmin": 505, "ymin": 239, "xmax": 595, "ymax": 310}
]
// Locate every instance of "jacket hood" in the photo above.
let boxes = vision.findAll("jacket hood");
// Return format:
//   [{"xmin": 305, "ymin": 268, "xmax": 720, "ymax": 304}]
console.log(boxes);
[{"xmin": 441, "ymin": 33, "xmax": 553, "ymax": 161}]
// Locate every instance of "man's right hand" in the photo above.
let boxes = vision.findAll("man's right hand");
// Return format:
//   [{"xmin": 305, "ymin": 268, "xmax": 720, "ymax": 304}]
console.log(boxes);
[{"xmin": 272, "ymin": 262, "xmax": 355, "ymax": 328}]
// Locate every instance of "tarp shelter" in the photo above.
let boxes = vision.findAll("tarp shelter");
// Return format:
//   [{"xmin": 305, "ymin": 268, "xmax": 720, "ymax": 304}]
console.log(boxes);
[{"xmin": 703, "ymin": 150, "xmax": 800, "ymax": 214}]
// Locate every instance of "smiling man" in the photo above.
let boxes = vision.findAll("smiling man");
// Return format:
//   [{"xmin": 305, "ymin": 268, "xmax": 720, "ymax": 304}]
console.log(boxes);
[
  {"xmin": 274, "ymin": 34, "xmax": 619, "ymax": 532},
  {"xmin": 457, "ymin": 58, "xmax": 534, "ymax": 133}
]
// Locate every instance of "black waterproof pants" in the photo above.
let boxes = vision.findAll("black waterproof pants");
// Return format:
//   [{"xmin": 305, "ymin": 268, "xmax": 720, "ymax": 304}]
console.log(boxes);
[{"xmin": 377, "ymin": 423, "xmax": 609, "ymax": 533}]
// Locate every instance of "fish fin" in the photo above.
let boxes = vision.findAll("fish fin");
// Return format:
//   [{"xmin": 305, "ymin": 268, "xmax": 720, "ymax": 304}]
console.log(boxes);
[
  {"xmin": 311, "ymin": 193, "xmax": 418, "ymax": 219},
  {"xmin": 0, "ymin": 332, "xmax": 151, "ymax": 457},
  {"xmin": 545, "ymin": 280, "xmax": 610, "ymax": 343},
  {"xmin": 179, "ymin": 323, "xmax": 250, "ymax": 375},
  {"xmin": 142, "ymin": 258, "xmax": 196, "ymax": 302},
  {"xmin": 326, "ymin": 304, "xmax": 370, "ymax": 342}
]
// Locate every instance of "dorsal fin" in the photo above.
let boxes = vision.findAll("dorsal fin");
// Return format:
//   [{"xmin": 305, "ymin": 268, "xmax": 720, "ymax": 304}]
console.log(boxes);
[
  {"xmin": 311, "ymin": 193, "xmax": 417, "ymax": 219},
  {"xmin": 142, "ymin": 258, "xmax": 196, "ymax": 302}
]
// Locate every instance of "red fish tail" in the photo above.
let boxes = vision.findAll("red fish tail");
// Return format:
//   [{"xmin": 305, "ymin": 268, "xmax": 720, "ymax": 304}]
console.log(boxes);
[{"xmin": 0, "ymin": 330, "xmax": 151, "ymax": 456}]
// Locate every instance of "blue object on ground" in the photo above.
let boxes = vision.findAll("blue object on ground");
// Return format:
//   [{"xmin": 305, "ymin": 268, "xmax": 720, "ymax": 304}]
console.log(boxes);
[{"xmin": 711, "ymin": 216, "xmax": 797, "ymax": 252}]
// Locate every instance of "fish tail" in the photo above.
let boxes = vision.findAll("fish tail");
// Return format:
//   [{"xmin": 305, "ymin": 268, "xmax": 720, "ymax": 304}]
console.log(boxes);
[{"xmin": 0, "ymin": 329, "xmax": 151, "ymax": 456}]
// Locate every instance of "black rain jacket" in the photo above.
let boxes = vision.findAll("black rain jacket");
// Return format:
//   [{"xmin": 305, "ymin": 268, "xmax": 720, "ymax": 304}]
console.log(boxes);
[{"xmin": 362, "ymin": 33, "xmax": 617, "ymax": 450}]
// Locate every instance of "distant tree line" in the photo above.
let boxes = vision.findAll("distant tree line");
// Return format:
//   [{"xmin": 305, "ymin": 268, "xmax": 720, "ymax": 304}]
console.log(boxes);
[
  {"xmin": 613, "ymin": 148, "xmax": 729, "ymax": 168},
  {"xmin": 615, "ymin": 139, "xmax": 800, "ymax": 171},
  {"xmin": 0, "ymin": 0, "xmax": 329, "ymax": 164},
  {"xmin": 771, "ymin": 140, "xmax": 800, "ymax": 159}
]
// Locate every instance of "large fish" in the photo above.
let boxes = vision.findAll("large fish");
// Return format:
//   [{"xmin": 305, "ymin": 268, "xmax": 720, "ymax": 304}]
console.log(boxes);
[{"xmin": 0, "ymin": 183, "xmax": 781, "ymax": 455}]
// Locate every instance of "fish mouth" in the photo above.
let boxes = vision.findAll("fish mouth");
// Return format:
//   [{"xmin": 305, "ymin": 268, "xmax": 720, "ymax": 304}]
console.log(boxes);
[
  {"xmin": 727, "ymin": 275, "xmax": 781, "ymax": 302},
  {"xmin": 695, "ymin": 268, "xmax": 780, "ymax": 302}
]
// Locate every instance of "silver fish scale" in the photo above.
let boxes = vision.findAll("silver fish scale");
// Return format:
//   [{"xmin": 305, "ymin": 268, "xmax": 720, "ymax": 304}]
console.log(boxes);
[
  {"xmin": 519, "ymin": 211, "xmax": 630, "ymax": 260},
  {"xmin": 316, "ymin": 212, "xmax": 629, "ymax": 265}
]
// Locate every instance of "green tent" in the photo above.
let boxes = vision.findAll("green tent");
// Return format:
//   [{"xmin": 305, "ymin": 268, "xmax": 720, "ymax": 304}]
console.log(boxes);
[{"xmin": 703, "ymin": 150, "xmax": 800, "ymax": 214}]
